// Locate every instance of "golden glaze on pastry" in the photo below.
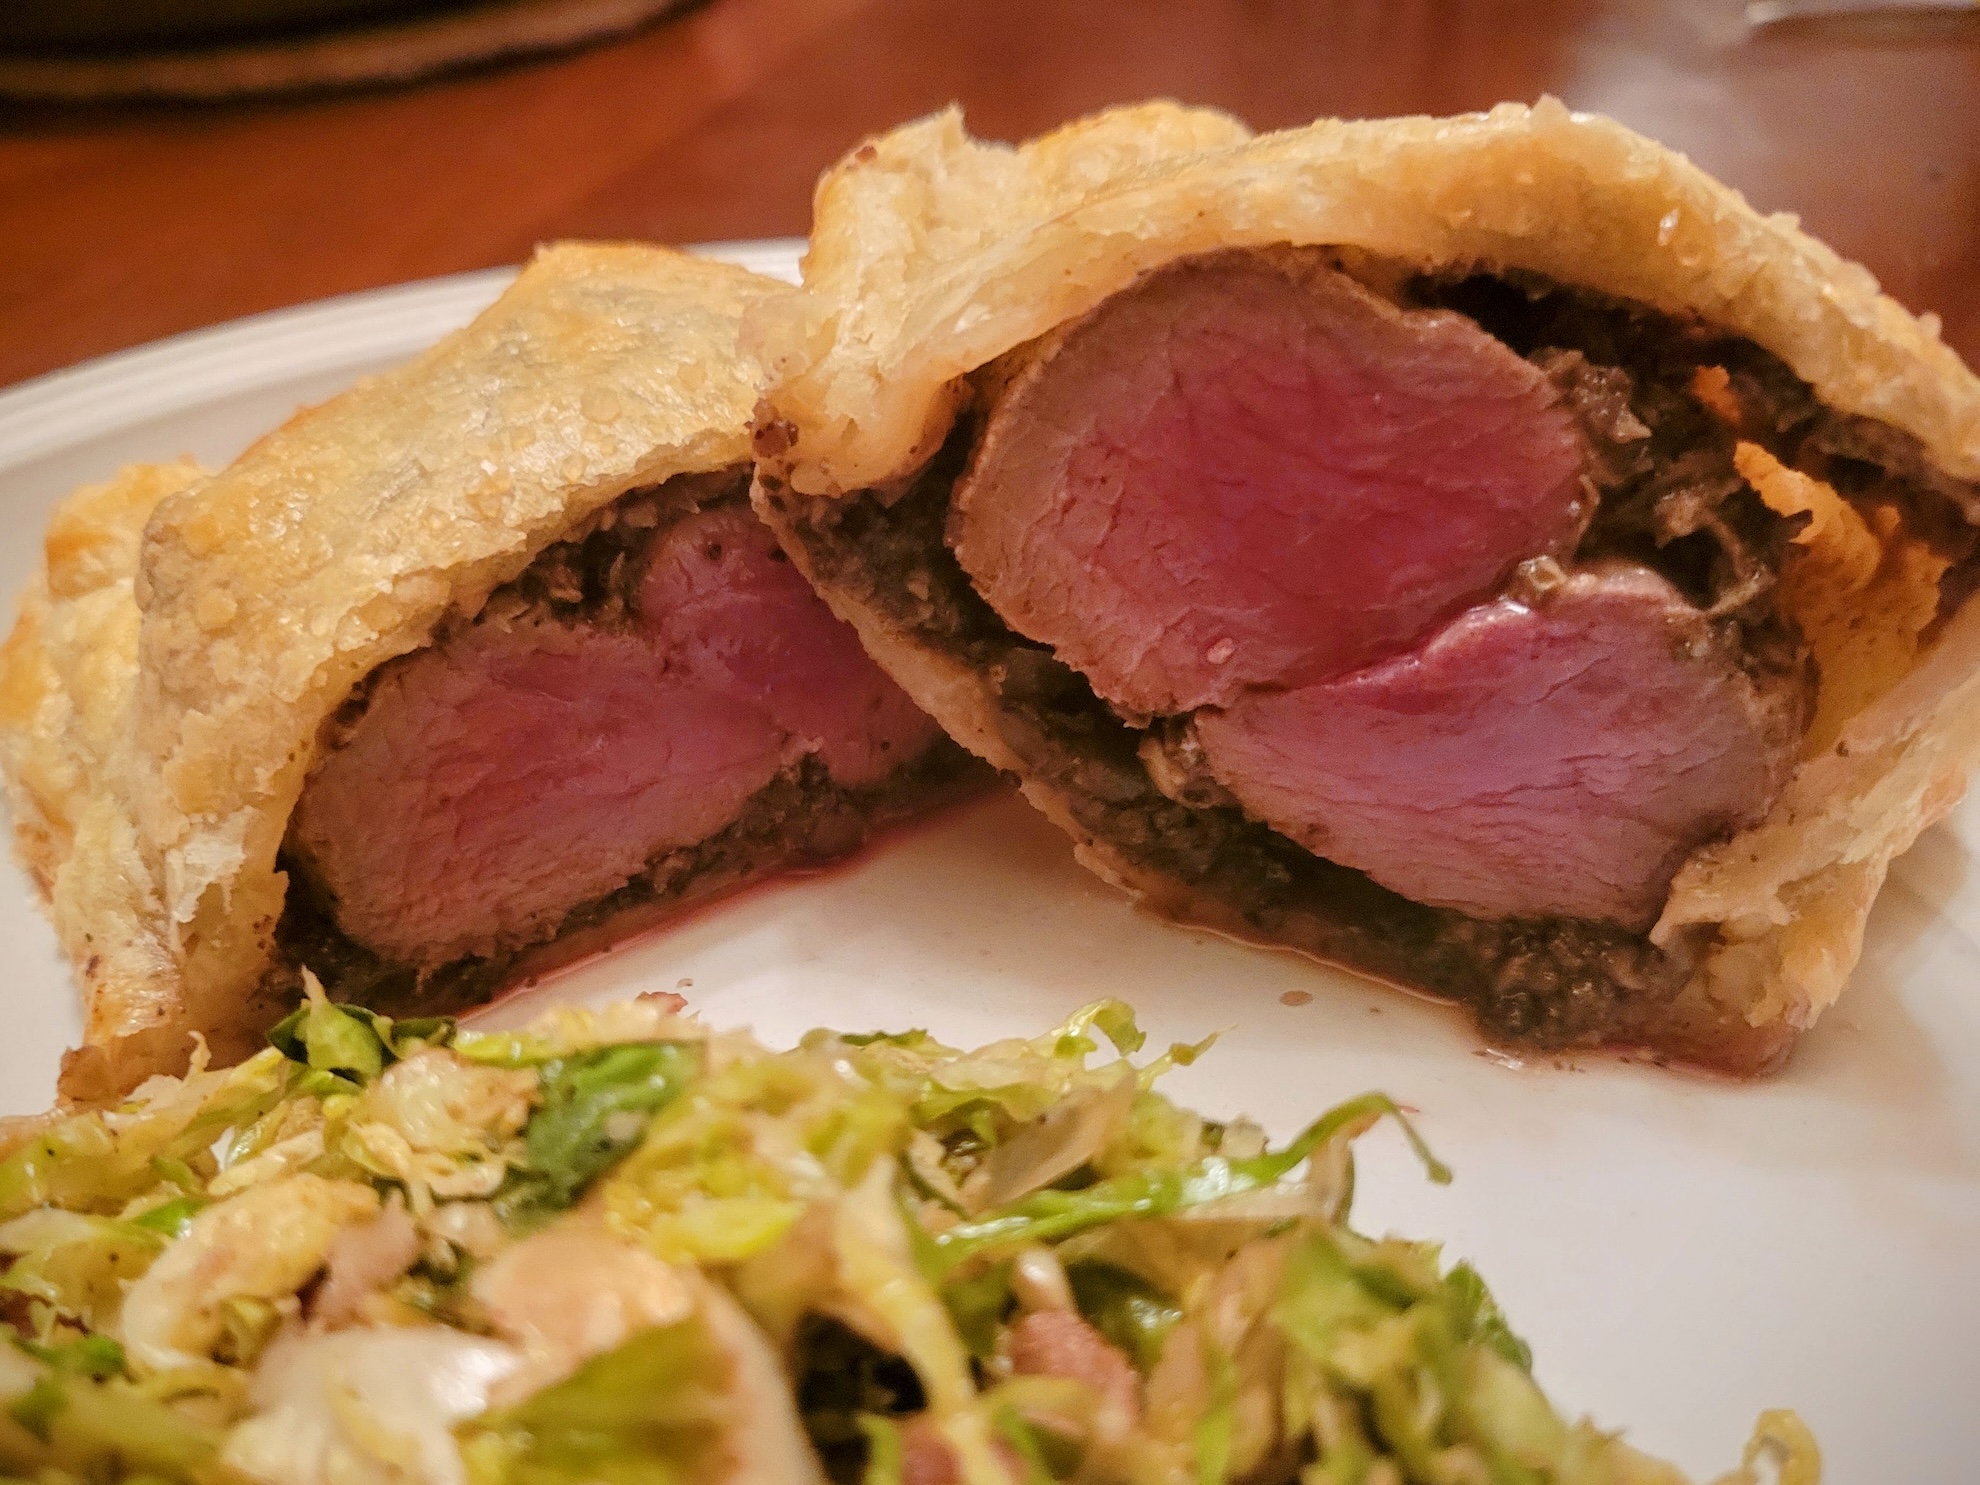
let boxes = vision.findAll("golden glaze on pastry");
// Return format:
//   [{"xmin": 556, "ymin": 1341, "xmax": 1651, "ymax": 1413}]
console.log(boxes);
[{"xmin": 749, "ymin": 100, "xmax": 1980, "ymax": 1070}]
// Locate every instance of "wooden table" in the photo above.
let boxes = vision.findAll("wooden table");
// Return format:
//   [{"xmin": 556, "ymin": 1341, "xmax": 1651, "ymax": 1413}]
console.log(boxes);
[{"xmin": 1, "ymin": 0, "xmax": 1975, "ymax": 390}]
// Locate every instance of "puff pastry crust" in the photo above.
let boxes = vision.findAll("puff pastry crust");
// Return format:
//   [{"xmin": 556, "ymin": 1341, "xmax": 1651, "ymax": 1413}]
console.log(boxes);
[
  {"xmin": 2, "ymin": 243, "xmax": 780, "ymax": 1102},
  {"xmin": 750, "ymin": 100, "xmax": 1980, "ymax": 1067}
]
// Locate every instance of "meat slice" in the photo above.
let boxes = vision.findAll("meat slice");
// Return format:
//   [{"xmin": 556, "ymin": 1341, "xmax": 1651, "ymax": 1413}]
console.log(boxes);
[
  {"xmin": 949, "ymin": 248, "xmax": 1590, "ymax": 716},
  {"xmin": 289, "ymin": 502, "xmax": 940, "ymax": 965},
  {"xmin": 1192, "ymin": 565, "xmax": 1804, "ymax": 930},
  {"xmin": 639, "ymin": 507, "xmax": 933, "ymax": 790}
]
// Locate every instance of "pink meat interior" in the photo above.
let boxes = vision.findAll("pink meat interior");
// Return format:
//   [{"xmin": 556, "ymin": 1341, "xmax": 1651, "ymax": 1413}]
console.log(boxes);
[
  {"xmin": 950, "ymin": 248, "xmax": 1591, "ymax": 716},
  {"xmin": 290, "ymin": 502, "xmax": 940, "ymax": 965},
  {"xmin": 953, "ymin": 248, "xmax": 1802, "ymax": 927},
  {"xmin": 1194, "ymin": 566, "xmax": 1798, "ymax": 929}
]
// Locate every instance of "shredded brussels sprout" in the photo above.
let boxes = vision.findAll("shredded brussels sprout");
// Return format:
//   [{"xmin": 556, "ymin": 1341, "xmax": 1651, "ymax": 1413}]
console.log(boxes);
[
  {"xmin": 0, "ymin": 993, "xmax": 1816, "ymax": 1485},
  {"xmin": 458, "ymin": 1319, "xmax": 732, "ymax": 1485}
]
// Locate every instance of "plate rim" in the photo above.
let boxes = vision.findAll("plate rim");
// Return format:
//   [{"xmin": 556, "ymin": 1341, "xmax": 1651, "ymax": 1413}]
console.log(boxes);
[{"xmin": 0, "ymin": 236, "xmax": 806, "ymax": 477}]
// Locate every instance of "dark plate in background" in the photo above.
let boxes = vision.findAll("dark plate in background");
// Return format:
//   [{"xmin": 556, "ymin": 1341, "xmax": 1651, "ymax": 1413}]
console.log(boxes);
[
  {"xmin": 0, "ymin": 0, "xmax": 688, "ymax": 101},
  {"xmin": 0, "ymin": 0, "xmax": 476, "ymax": 52}
]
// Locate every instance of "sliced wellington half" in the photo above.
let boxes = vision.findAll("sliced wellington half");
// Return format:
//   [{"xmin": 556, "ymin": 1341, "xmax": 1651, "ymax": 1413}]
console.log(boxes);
[
  {"xmin": 749, "ymin": 101, "xmax": 1980, "ymax": 1073},
  {"xmin": 0, "ymin": 243, "xmax": 973, "ymax": 1102}
]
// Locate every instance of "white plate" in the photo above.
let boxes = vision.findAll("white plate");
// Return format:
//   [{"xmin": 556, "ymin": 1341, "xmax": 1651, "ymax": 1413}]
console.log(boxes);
[{"xmin": 1, "ymin": 240, "xmax": 1974, "ymax": 1484}]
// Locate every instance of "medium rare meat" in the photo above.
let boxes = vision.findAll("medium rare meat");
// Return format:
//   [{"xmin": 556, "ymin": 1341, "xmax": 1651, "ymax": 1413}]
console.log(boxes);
[
  {"xmin": 1190, "ymin": 565, "xmax": 1804, "ymax": 929},
  {"xmin": 947, "ymin": 246, "xmax": 1807, "ymax": 934},
  {"xmin": 948, "ymin": 248, "xmax": 1590, "ymax": 715},
  {"xmin": 639, "ymin": 505, "xmax": 935, "ymax": 790},
  {"xmin": 290, "ymin": 498, "xmax": 940, "ymax": 967}
]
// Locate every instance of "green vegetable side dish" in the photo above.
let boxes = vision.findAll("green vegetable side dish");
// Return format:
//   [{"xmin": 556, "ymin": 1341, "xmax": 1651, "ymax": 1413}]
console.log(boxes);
[{"xmin": 0, "ymin": 987, "xmax": 1819, "ymax": 1485}]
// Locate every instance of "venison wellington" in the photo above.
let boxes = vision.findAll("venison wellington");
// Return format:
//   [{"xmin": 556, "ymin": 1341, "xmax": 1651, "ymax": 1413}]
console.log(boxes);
[
  {"xmin": 0, "ymin": 244, "xmax": 967, "ymax": 1102},
  {"xmin": 749, "ymin": 101, "xmax": 1980, "ymax": 1072}
]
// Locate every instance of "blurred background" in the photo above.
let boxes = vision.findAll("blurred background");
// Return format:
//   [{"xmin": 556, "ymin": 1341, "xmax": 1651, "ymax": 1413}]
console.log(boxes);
[{"xmin": 0, "ymin": 0, "xmax": 1974, "ymax": 388}]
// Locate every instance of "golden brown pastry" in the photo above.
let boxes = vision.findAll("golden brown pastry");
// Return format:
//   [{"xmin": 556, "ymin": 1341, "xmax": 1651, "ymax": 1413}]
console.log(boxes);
[
  {"xmin": 1, "ymin": 243, "xmax": 969, "ymax": 1102},
  {"xmin": 749, "ymin": 100, "xmax": 1980, "ymax": 1073}
]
